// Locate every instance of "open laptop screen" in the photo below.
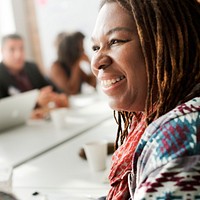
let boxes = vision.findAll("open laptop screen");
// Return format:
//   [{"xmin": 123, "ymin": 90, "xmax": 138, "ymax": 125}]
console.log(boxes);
[{"xmin": 0, "ymin": 89, "xmax": 39, "ymax": 132}]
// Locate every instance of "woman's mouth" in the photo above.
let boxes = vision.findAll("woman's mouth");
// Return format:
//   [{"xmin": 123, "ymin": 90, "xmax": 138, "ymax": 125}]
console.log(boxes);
[{"xmin": 101, "ymin": 76, "xmax": 125, "ymax": 88}]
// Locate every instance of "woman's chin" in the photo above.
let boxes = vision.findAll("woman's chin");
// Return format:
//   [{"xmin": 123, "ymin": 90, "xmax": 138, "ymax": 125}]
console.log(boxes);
[
  {"xmin": 108, "ymin": 99, "xmax": 123, "ymax": 112},
  {"xmin": 108, "ymin": 98, "xmax": 145, "ymax": 113}
]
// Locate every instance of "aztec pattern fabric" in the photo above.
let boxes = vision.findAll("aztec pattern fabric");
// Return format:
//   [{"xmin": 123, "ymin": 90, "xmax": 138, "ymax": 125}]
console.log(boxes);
[{"xmin": 129, "ymin": 97, "xmax": 200, "ymax": 200}]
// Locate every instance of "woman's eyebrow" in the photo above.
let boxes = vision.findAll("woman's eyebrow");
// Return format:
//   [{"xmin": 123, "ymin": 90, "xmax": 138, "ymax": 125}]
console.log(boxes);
[
  {"xmin": 106, "ymin": 27, "xmax": 133, "ymax": 35},
  {"xmin": 91, "ymin": 27, "xmax": 133, "ymax": 42}
]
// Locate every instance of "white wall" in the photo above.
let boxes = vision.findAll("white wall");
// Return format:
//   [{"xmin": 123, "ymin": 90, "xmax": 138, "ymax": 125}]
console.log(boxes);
[
  {"xmin": 12, "ymin": 0, "xmax": 34, "ymax": 61},
  {"xmin": 0, "ymin": 0, "xmax": 16, "ymax": 61},
  {"xmin": 0, "ymin": 0, "xmax": 15, "ymax": 36},
  {"xmin": 34, "ymin": 0, "xmax": 100, "ymax": 70}
]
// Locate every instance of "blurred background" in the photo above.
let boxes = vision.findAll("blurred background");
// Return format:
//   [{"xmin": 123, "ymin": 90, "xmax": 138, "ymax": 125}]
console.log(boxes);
[
  {"xmin": 0, "ymin": 0, "xmax": 99, "ymax": 74},
  {"xmin": 0, "ymin": 2, "xmax": 115, "ymax": 199}
]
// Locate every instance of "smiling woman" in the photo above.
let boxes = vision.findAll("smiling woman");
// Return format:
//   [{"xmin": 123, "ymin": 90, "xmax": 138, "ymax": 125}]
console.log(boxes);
[
  {"xmin": 91, "ymin": 2, "xmax": 147, "ymax": 113},
  {"xmin": 91, "ymin": 0, "xmax": 200, "ymax": 199}
]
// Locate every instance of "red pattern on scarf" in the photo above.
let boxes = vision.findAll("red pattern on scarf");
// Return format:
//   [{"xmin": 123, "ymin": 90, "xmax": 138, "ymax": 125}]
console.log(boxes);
[{"xmin": 107, "ymin": 112, "xmax": 146, "ymax": 200}]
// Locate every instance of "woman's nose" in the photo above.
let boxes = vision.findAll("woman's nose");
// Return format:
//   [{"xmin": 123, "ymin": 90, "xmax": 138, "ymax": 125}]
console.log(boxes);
[{"xmin": 91, "ymin": 53, "xmax": 112, "ymax": 72}]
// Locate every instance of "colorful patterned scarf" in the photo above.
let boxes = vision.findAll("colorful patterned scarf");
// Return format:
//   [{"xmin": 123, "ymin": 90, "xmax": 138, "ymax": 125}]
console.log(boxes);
[{"xmin": 107, "ymin": 112, "xmax": 147, "ymax": 199}]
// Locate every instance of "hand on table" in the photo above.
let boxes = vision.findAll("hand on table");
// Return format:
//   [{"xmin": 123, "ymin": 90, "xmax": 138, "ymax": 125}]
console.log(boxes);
[{"xmin": 31, "ymin": 86, "xmax": 69, "ymax": 119}]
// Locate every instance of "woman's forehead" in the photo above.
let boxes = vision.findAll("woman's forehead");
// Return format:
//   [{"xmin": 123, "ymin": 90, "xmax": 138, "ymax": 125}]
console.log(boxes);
[{"xmin": 92, "ymin": 2, "xmax": 136, "ymax": 38}]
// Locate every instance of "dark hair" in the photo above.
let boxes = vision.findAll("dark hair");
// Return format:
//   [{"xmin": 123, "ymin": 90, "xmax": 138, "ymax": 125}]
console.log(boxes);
[
  {"xmin": 54, "ymin": 32, "xmax": 67, "ymax": 49},
  {"xmin": 100, "ymin": 0, "xmax": 200, "ymax": 149},
  {"xmin": 57, "ymin": 31, "xmax": 85, "ymax": 75},
  {"xmin": 1, "ymin": 33, "xmax": 23, "ymax": 47},
  {"xmin": 73, "ymin": 31, "xmax": 85, "ymax": 42}
]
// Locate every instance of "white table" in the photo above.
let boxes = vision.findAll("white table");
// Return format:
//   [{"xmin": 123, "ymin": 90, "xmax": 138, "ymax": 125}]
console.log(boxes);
[
  {"xmin": 13, "ymin": 118, "xmax": 117, "ymax": 200},
  {"xmin": 0, "ymin": 93, "xmax": 113, "ymax": 167}
]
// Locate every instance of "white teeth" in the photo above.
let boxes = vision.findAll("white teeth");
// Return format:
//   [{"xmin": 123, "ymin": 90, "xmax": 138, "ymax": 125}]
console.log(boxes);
[{"xmin": 101, "ymin": 76, "xmax": 125, "ymax": 87}]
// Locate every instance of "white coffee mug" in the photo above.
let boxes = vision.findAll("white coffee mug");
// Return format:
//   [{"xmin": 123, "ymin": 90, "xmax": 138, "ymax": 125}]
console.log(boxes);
[
  {"xmin": 50, "ymin": 108, "xmax": 68, "ymax": 129},
  {"xmin": 83, "ymin": 140, "xmax": 107, "ymax": 172}
]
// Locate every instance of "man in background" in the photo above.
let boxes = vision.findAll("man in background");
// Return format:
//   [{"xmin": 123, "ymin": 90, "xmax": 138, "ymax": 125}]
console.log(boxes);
[{"xmin": 0, "ymin": 33, "xmax": 68, "ymax": 119}]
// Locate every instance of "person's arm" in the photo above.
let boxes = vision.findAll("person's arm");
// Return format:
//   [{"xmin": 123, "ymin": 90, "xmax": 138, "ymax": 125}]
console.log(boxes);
[
  {"xmin": 134, "ymin": 156, "xmax": 200, "ymax": 199},
  {"xmin": 0, "ymin": 81, "xmax": 9, "ymax": 98},
  {"xmin": 31, "ymin": 86, "xmax": 69, "ymax": 119},
  {"xmin": 68, "ymin": 63, "xmax": 83, "ymax": 94},
  {"xmin": 132, "ymin": 111, "xmax": 200, "ymax": 199},
  {"xmin": 0, "ymin": 63, "xmax": 17, "ymax": 98},
  {"xmin": 50, "ymin": 60, "xmax": 95, "ymax": 95},
  {"xmin": 25, "ymin": 62, "xmax": 69, "ymax": 119},
  {"xmin": 50, "ymin": 62, "xmax": 70, "ymax": 94},
  {"xmin": 50, "ymin": 61, "xmax": 90, "ymax": 95}
]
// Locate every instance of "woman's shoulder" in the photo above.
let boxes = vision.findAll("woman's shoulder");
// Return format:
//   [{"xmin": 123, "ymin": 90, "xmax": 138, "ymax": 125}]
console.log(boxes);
[
  {"xmin": 137, "ymin": 97, "xmax": 200, "ymax": 166},
  {"xmin": 133, "ymin": 97, "xmax": 200, "ymax": 176},
  {"xmin": 150, "ymin": 97, "xmax": 200, "ymax": 149},
  {"xmin": 133, "ymin": 98, "xmax": 200, "ymax": 193},
  {"xmin": 50, "ymin": 61, "xmax": 65, "ymax": 73},
  {"xmin": 147, "ymin": 97, "xmax": 200, "ymax": 136},
  {"xmin": 51, "ymin": 60, "xmax": 62, "ymax": 68},
  {"xmin": 134, "ymin": 98, "xmax": 200, "ymax": 147}
]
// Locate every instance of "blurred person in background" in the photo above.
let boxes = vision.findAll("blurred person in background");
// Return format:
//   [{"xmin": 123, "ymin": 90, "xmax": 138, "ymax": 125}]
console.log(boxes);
[
  {"xmin": 50, "ymin": 31, "xmax": 96, "ymax": 95},
  {"xmin": 0, "ymin": 33, "xmax": 69, "ymax": 119}
]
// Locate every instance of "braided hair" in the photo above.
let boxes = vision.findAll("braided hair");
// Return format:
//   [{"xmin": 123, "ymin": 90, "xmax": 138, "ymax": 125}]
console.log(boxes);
[{"xmin": 100, "ymin": 0, "xmax": 200, "ymax": 149}]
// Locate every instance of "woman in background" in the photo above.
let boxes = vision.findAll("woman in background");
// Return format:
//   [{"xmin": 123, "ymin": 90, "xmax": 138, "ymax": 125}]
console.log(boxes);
[{"xmin": 50, "ymin": 31, "xmax": 96, "ymax": 95}]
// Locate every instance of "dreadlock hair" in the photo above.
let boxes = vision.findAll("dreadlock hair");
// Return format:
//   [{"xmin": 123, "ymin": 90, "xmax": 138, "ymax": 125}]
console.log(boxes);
[{"xmin": 100, "ymin": 0, "xmax": 200, "ymax": 149}]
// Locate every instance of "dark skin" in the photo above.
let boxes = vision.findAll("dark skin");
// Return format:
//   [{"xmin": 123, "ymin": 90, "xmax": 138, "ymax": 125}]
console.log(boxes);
[{"xmin": 91, "ymin": 2, "xmax": 147, "ymax": 113}]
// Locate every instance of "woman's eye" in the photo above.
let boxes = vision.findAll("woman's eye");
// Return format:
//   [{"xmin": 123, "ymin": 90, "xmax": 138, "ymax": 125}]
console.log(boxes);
[
  {"xmin": 92, "ymin": 45, "xmax": 99, "ymax": 52},
  {"xmin": 110, "ymin": 39, "xmax": 119, "ymax": 45},
  {"xmin": 110, "ymin": 39, "xmax": 129, "ymax": 46}
]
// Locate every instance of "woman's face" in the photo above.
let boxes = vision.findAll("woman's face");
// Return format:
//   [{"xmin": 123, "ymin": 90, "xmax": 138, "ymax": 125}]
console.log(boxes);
[{"xmin": 91, "ymin": 2, "xmax": 147, "ymax": 112}]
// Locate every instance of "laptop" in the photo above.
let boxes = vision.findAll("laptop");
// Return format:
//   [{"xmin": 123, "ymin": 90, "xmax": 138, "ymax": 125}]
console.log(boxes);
[{"xmin": 0, "ymin": 89, "xmax": 39, "ymax": 132}]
